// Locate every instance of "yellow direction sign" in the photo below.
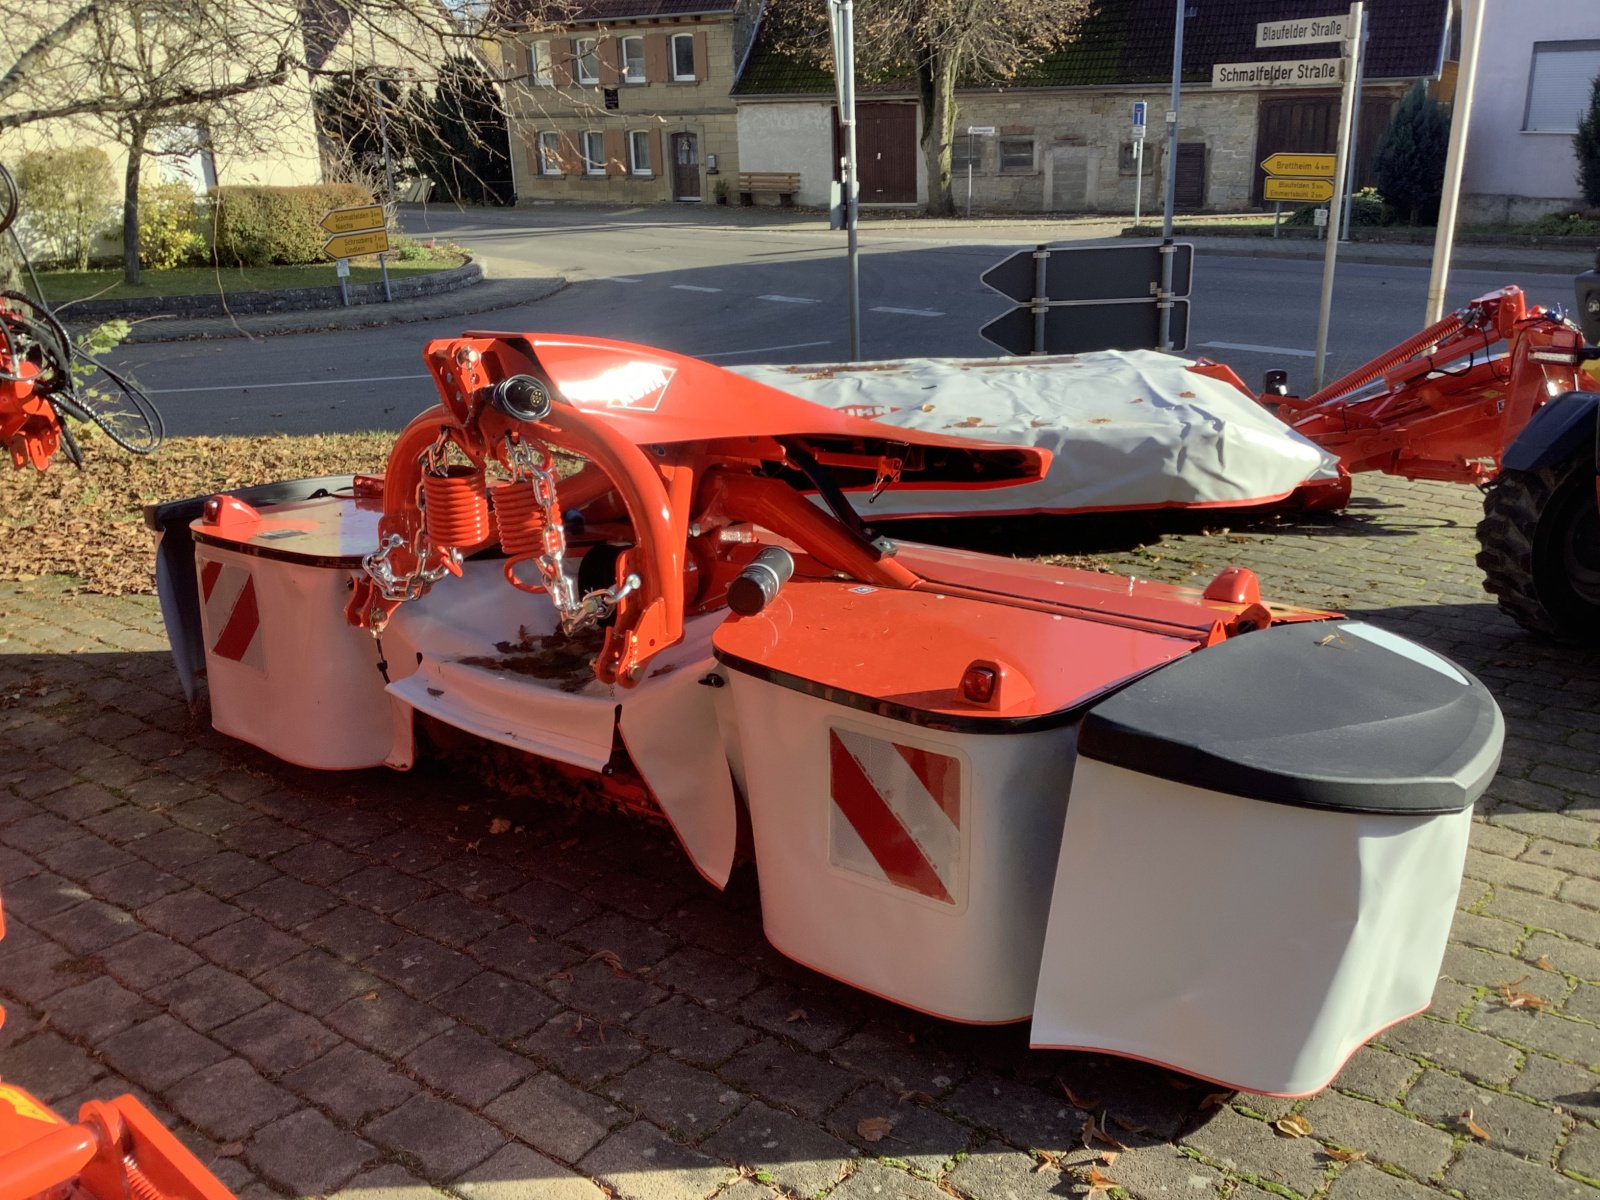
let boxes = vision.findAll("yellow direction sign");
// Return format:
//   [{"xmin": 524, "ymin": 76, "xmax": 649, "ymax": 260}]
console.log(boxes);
[
  {"xmin": 1264, "ymin": 177, "xmax": 1335, "ymax": 203},
  {"xmin": 320, "ymin": 204, "xmax": 386, "ymax": 235},
  {"xmin": 1261, "ymin": 153, "xmax": 1336, "ymax": 178},
  {"xmin": 323, "ymin": 229, "xmax": 391, "ymax": 259}
]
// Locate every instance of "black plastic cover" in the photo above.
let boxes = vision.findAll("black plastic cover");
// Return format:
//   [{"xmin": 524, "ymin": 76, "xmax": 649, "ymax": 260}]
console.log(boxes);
[{"xmin": 1078, "ymin": 621, "xmax": 1503, "ymax": 815}]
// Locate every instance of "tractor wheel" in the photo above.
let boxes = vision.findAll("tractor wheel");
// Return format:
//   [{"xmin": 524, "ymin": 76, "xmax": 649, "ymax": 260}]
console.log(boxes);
[{"xmin": 1476, "ymin": 453, "xmax": 1600, "ymax": 643}]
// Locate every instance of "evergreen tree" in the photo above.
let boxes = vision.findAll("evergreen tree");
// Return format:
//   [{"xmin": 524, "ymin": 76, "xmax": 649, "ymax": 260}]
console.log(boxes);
[
  {"xmin": 417, "ymin": 56, "xmax": 513, "ymax": 206},
  {"xmin": 1372, "ymin": 82, "xmax": 1451, "ymax": 226},
  {"xmin": 1576, "ymin": 72, "xmax": 1600, "ymax": 207}
]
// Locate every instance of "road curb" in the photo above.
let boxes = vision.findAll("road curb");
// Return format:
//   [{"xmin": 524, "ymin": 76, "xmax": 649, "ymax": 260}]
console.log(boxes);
[{"xmin": 108, "ymin": 272, "xmax": 568, "ymax": 344}]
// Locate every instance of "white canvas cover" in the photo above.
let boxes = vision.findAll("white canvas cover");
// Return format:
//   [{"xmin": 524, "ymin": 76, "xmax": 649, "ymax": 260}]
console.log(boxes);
[
  {"xmin": 1030, "ymin": 758, "xmax": 1473, "ymax": 1096},
  {"xmin": 734, "ymin": 351, "xmax": 1341, "ymax": 517}
]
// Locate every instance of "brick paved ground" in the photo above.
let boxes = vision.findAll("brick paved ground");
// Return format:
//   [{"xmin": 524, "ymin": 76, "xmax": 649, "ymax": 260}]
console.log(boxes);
[{"xmin": 2, "ymin": 472, "xmax": 1598, "ymax": 1200}]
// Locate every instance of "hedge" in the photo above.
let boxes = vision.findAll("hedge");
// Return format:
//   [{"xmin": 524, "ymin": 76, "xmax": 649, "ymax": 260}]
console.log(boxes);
[{"xmin": 210, "ymin": 183, "xmax": 375, "ymax": 267}]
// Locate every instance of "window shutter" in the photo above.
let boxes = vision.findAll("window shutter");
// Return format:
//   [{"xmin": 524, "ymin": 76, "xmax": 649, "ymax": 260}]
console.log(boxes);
[
  {"xmin": 692, "ymin": 31, "xmax": 707, "ymax": 81},
  {"xmin": 558, "ymin": 132, "xmax": 580, "ymax": 175},
  {"xmin": 649, "ymin": 128, "xmax": 663, "ymax": 178},
  {"xmin": 645, "ymin": 34, "xmax": 668, "ymax": 84},
  {"xmin": 597, "ymin": 37, "xmax": 621, "ymax": 86},
  {"xmin": 1525, "ymin": 42, "xmax": 1600, "ymax": 132},
  {"xmin": 552, "ymin": 37, "xmax": 574, "ymax": 87},
  {"xmin": 603, "ymin": 128, "xmax": 626, "ymax": 177}
]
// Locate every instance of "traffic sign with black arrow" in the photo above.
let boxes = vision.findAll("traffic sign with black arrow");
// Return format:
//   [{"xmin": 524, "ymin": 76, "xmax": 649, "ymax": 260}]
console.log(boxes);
[{"xmin": 981, "ymin": 243, "xmax": 1193, "ymax": 305}]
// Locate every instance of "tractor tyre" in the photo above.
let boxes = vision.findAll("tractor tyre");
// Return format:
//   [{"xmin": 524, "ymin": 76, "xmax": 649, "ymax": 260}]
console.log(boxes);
[{"xmin": 1476, "ymin": 453, "xmax": 1600, "ymax": 643}]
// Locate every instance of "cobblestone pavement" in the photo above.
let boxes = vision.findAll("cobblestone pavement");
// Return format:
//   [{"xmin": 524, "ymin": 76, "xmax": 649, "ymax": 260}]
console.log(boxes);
[{"xmin": 2, "ymin": 472, "xmax": 1599, "ymax": 1200}]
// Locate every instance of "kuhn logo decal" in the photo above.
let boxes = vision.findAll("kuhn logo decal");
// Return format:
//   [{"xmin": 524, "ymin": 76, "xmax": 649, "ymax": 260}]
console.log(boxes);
[
  {"xmin": 828, "ymin": 728, "xmax": 962, "ymax": 905},
  {"xmin": 560, "ymin": 363, "xmax": 675, "ymax": 412}
]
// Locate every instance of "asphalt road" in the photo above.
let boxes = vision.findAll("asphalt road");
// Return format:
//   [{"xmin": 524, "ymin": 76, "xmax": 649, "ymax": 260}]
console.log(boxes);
[{"xmin": 104, "ymin": 206, "xmax": 1583, "ymax": 438}]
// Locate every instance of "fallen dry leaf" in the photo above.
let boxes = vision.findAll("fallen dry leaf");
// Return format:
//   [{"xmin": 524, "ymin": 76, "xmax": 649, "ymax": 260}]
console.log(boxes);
[
  {"xmin": 1537, "ymin": 955, "xmax": 1555, "ymax": 971},
  {"xmin": 1324, "ymin": 1147, "xmax": 1367, "ymax": 1163},
  {"xmin": 357, "ymin": 990, "xmax": 378, "ymax": 1002},
  {"xmin": 590, "ymin": 949, "xmax": 628, "ymax": 977},
  {"xmin": 786, "ymin": 1008, "xmax": 809, "ymax": 1023},
  {"xmin": 1083, "ymin": 1113, "xmax": 1127, "ymax": 1152},
  {"xmin": 216, "ymin": 1142, "xmax": 245, "ymax": 1158},
  {"xmin": 1099, "ymin": 1151, "xmax": 1118, "ymax": 1167},
  {"xmin": 920, "ymin": 403, "xmax": 935, "ymax": 412},
  {"xmin": 899, "ymin": 1090, "xmax": 935, "ymax": 1105},
  {"xmin": 1084, "ymin": 1163, "xmax": 1117, "ymax": 1197},
  {"xmin": 1060, "ymin": 1081, "xmax": 1099, "ymax": 1111},
  {"xmin": 1199, "ymin": 1091, "xmax": 1233, "ymax": 1111},
  {"xmin": 1273, "ymin": 1114, "xmax": 1314, "ymax": 1139},
  {"xmin": 1110, "ymin": 1115, "xmax": 1150, "ymax": 1135},
  {"xmin": 1496, "ymin": 976, "xmax": 1548, "ymax": 1011},
  {"xmin": 1031, "ymin": 1150, "xmax": 1062, "ymax": 1174},
  {"xmin": 1460, "ymin": 1108, "xmax": 1491, "ymax": 1142},
  {"xmin": 856, "ymin": 1116, "xmax": 893, "ymax": 1143},
  {"xmin": 488, "ymin": 817, "xmax": 512, "ymax": 835}
]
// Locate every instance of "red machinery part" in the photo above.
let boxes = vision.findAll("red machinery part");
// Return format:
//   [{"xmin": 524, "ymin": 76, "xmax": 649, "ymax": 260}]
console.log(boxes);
[{"xmin": 0, "ymin": 895, "xmax": 236, "ymax": 1200}]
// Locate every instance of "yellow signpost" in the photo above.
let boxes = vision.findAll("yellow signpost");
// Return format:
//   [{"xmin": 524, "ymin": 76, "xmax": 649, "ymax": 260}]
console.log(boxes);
[
  {"xmin": 322, "ymin": 229, "xmax": 391, "ymax": 259},
  {"xmin": 1264, "ymin": 177, "xmax": 1335, "ymax": 203},
  {"xmin": 320, "ymin": 205, "xmax": 386, "ymax": 235},
  {"xmin": 1260, "ymin": 152, "xmax": 1336, "ymax": 179}
]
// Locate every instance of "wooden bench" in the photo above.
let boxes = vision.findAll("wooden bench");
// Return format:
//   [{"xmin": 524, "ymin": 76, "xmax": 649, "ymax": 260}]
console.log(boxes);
[{"xmin": 737, "ymin": 171, "xmax": 800, "ymax": 206}]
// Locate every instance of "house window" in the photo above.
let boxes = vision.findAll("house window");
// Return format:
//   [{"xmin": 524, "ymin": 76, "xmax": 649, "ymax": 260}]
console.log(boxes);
[
  {"xmin": 671, "ymin": 32, "xmax": 696, "ymax": 81},
  {"xmin": 531, "ymin": 40, "xmax": 552, "ymax": 86},
  {"xmin": 582, "ymin": 130, "xmax": 606, "ymax": 175},
  {"xmin": 576, "ymin": 38, "xmax": 600, "ymax": 85},
  {"xmin": 1524, "ymin": 40, "xmax": 1600, "ymax": 132},
  {"xmin": 951, "ymin": 137, "xmax": 982, "ymax": 174},
  {"xmin": 629, "ymin": 130, "xmax": 652, "ymax": 175},
  {"xmin": 621, "ymin": 36, "xmax": 646, "ymax": 83},
  {"xmin": 538, "ymin": 131, "xmax": 562, "ymax": 175},
  {"xmin": 999, "ymin": 137, "xmax": 1035, "ymax": 173}
]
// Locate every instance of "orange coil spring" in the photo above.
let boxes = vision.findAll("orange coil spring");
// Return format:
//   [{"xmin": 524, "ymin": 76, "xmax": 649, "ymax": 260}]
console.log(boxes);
[
  {"xmin": 422, "ymin": 467, "xmax": 491, "ymax": 547},
  {"xmin": 1302, "ymin": 311, "xmax": 1466, "ymax": 408},
  {"xmin": 493, "ymin": 478, "xmax": 548, "ymax": 557}
]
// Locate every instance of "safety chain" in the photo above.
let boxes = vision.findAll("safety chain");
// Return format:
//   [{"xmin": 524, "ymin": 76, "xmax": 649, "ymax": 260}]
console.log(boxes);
[
  {"xmin": 359, "ymin": 431, "xmax": 463, "ymax": 602},
  {"xmin": 506, "ymin": 436, "xmax": 641, "ymax": 635}
]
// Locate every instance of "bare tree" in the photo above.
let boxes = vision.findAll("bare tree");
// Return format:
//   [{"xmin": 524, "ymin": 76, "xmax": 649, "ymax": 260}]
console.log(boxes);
[
  {"xmin": 0, "ymin": 0, "xmax": 509, "ymax": 282},
  {"xmin": 766, "ymin": 0, "xmax": 1090, "ymax": 215}
]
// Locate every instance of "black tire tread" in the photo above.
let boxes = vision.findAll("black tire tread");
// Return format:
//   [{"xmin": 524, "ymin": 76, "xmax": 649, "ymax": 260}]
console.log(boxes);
[{"xmin": 1476, "ymin": 455, "xmax": 1599, "ymax": 642}]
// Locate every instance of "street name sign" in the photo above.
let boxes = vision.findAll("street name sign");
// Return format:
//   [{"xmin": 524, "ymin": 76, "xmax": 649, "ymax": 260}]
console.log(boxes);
[
  {"xmin": 320, "ymin": 205, "xmax": 386, "ymax": 235},
  {"xmin": 323, "ymin": 229, "xmax": 391, "ymax": 259},
  {"xmin": 1261, "ymin": 152, "xmax": 1336, "ymax": 178},
  {"xmin": 1264, "ymin": 177, "xmax": 1335, "ymax": 202},
  {"xmin": 966, "ymin": 125, "xmax": 996, "ymax": 136},
  {"xmin": 1212, "ymin": 58, "xmax": 1342, "ymax": 89},
  {"xmin": 1256, "ymin": 14, "xmax": 1349, "ymax": 47}
]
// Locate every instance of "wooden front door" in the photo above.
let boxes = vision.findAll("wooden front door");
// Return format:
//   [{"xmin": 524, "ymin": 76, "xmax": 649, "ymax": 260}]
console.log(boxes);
[
  {"xmin": 672, "ymin": 133, "xmax": 701, "ymax": 201},
  {"xmin": 1175, "ymin": 142, "xmax": 1207, "ymax": 211},
  {"xmin": 855, "ymin": 103, "xmax": 917, "ymax": 204},
  {"xmin": 1253, "ymin": 94, "xmax": 1337, "ymax": 207}
]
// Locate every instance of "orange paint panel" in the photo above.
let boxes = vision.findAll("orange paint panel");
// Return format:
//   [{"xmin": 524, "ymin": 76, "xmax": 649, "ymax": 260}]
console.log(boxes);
[{"xmin": 714, "ymin": 577, "xmax": 1195, "ymax": 721}]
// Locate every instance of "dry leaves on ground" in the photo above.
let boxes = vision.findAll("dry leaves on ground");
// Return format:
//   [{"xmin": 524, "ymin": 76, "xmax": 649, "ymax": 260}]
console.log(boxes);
[{"xmin": 2, "ymin": 431, "xmax": 394, "ymax": 594}]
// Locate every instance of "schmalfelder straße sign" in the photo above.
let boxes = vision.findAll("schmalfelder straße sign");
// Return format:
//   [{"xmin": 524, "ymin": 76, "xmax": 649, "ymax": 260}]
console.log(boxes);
[{"xmin": 1211, "ymin": 58, "xmax": 1342, "ymax": 89}]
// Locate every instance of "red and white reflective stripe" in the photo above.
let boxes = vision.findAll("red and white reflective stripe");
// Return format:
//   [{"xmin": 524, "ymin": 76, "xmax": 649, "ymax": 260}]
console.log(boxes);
[
  {"xmin": 200, "ymin": 560, "xmax": 264, "ymax": 670},
  {"xmin": 828, "ymin": 728, "xmax": 962, "ymax": 904}
]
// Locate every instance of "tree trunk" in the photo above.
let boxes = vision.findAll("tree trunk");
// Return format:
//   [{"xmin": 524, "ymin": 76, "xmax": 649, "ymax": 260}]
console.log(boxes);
[
  {"xmin": 122, "ymin": 122, "xmax": 145, "ymax": 285},
  {"xmin": 918, "ymin": 47, "xmax": 959, "ymax": 217}
]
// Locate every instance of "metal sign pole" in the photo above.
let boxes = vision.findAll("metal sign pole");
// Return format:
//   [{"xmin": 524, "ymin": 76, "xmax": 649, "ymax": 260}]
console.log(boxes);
[
  {"xmin": 967, "ymin": 132, "xmax": 974, "ymax": 217},
  {"xmin": 371, "ymin": 76, "xmax": 396, "ymax": 303},
  {"xmin": 1339, "ymin": 10, "xmax": 1370, "ymax": 241},
  {"xmin": 1425, "ymin": 0, "xmax": 1485, "ymax": 325},
  {"xmin": 1158, "ymin": 0, "xmax": 1186, "ymax": 351},
  {"xmin": 831, "ymin": 0, "xmax": 862, "ymax": 361},
  {"xmin": 1311, "ymin": 1, "xmax": 1362, "ymax": 391}
]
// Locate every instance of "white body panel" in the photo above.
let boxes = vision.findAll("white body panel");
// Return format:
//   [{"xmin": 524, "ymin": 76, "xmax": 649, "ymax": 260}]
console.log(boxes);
[
  {"xmin": 724, "ymin": 671, "xmax": 1076, "ymax": 1023},
  {"xmin": 733, "ymin": 351, "xmax": 1341, "ymax": 516},
  {"xmin": 193, "ymin": 543, "xmax": 394, "ymax": 770},
  {"xmin": 1031, "ymin": 758, "xmax": 1473, "ymax": 1095}
]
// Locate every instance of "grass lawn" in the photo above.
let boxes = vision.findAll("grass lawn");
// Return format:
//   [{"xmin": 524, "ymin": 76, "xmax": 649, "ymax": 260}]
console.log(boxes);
[{"xmin": 40, "ymin": 249, "xmax": 469, "ymax": 305}]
